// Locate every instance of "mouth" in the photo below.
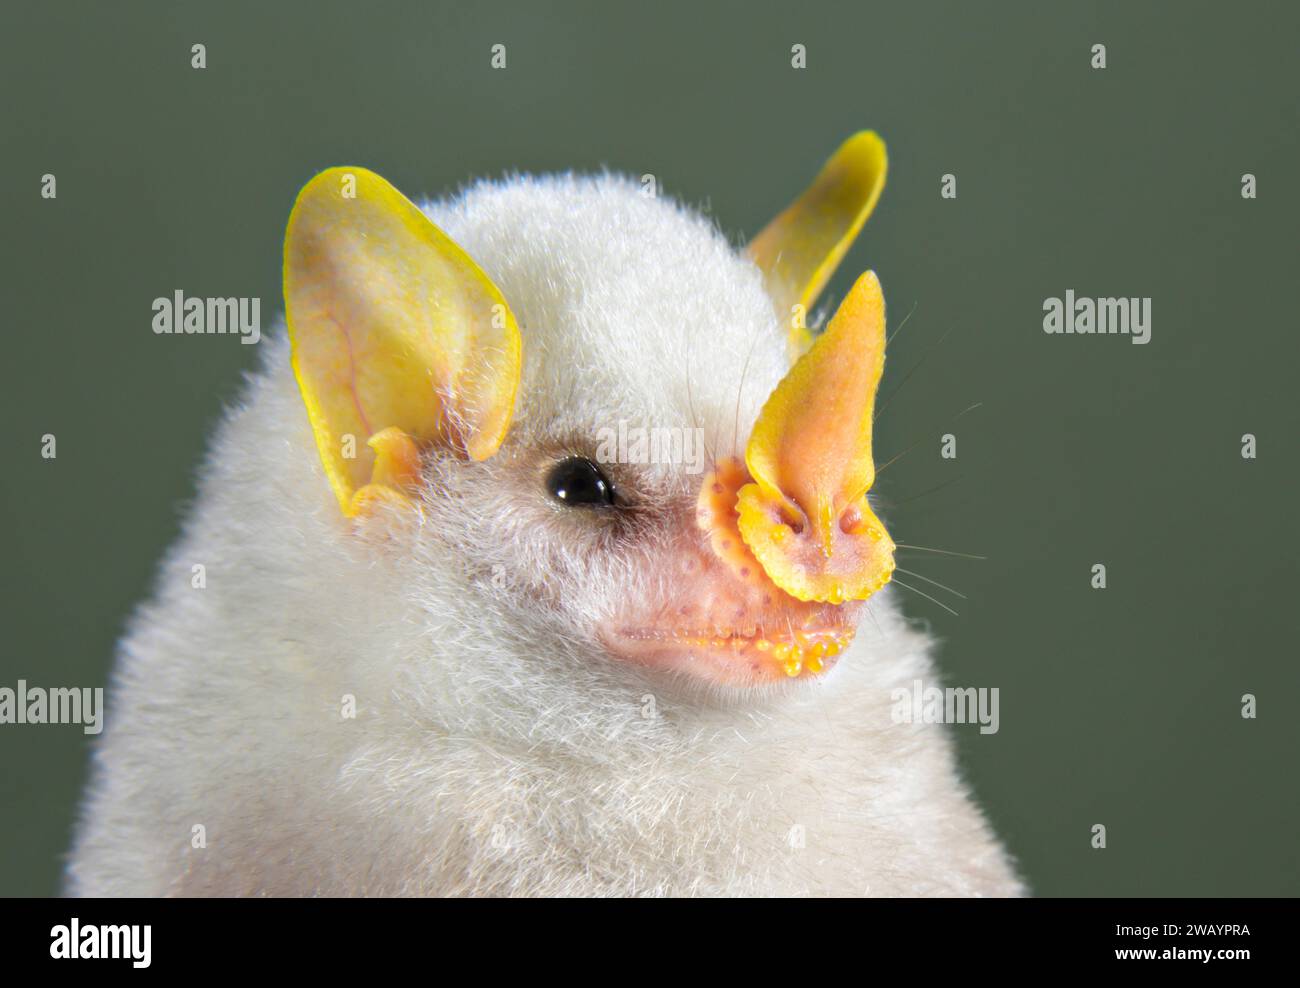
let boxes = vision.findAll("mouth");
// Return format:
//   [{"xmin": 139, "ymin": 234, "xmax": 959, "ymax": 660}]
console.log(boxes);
[{"xmin": 605, "ymin": 603, "xmax": 862, "ymax": 685}]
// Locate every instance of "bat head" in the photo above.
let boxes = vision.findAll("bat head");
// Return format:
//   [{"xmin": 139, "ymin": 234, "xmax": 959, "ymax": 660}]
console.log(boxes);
[{"xmin": 281, "ymin": 134, "xmax": 894, "ymax": 694}]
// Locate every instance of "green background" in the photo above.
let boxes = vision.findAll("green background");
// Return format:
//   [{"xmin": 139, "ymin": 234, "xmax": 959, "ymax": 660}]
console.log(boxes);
[{"xmin": 1, "ymin": 0, "xmax": 1296, "ymax": 896}]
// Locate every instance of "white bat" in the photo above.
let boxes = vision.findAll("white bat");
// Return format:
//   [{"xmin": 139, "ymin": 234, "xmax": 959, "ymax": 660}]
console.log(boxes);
[{"xmin": 69, "ymin": 133, "xmax": 1022, "ymax": 896}]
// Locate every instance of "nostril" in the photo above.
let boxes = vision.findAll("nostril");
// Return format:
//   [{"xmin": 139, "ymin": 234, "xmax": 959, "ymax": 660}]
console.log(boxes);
[
  {"xmin": 840, "ymin": 501, "xmax": 863, "ymax": 534},
  {"xmin": 779, "ymin": 502, "xmax": 806, "ymax": 535}
]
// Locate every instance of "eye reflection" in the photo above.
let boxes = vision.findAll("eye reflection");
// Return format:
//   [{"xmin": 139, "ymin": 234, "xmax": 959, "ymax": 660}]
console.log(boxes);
[{"xmin": 546, "ymin": 457, "xmax": 616, "ymax": 507}]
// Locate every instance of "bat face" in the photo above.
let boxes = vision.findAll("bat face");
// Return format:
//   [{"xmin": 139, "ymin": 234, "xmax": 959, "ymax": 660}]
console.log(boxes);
[{"xmin": 283, "ymin": 135, "xmax": 895, "ymax": 694}]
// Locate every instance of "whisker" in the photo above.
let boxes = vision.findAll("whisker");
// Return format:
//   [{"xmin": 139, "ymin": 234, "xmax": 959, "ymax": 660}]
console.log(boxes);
[
  {"xmin": 684, "ymin": 351, "xmax": 718, "ymax": 466},
  {"xmin": 890, "ymin": 577, "xmax": 960, "ymax": 617},
  {"xmin": 885, "ymin": 298, "xmax": 919, "ymax": 347},
  {"xmin": 731, "ymin": 321, "xmax": 765, "ymax": 458},
  {"xmin": 862, "ymin": 600, "xmax": 885, "ymax": 638},
  {"xmin": 881, "ymin": 476, "xmax": 961, "ymax": 506},
  {"xmin": 894, "ymin": 567, "xmax": 967, "ymax": 599},
  {"xmin": 894, "ymin": 543, "xmax": 986, "ymax": 560},
  {"xmin": 875, "ymin": 402, "xmax": 983, "ymax": 477},
  {"xmin": 875, "ymin": 439, "xmax": 922, "ymax": 475},
  {"xmin": 875, "ymin": 323, "xmax": 958, "ymax": 420}
]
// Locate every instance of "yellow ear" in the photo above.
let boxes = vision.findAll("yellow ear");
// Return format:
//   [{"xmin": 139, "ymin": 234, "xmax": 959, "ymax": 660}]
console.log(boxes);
[
  {"xmin": 747, "ymin": 132, "xmax": 887, "ymax": 360},
  {"xmin": 284, "ymin": 167, "xmax": 522, "ymax": 516}
]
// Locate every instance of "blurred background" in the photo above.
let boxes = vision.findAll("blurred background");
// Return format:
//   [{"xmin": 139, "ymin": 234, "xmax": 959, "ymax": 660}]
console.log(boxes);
[{"xmin": 1, "ymin": 0, "xmax": 1296, "ymax": 896}]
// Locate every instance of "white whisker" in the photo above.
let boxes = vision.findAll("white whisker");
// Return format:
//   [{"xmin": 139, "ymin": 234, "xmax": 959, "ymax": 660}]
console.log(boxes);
[
  {"xmin": 894, "ymin": 543, "xmax": 986, "ymax": 560},
  {"xmin": 894, "ymin": 567, "xmax": 967, "ymax": 599},
  {"xmin": 890, "ymin": 577, "xmax": 960, "ymax": 617}
]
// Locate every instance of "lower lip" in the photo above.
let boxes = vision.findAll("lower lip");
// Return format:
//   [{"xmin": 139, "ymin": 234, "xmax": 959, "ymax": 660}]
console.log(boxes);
[{"xmin": 605, "ymin": 626, "xmax": 856, "ymax": 685}]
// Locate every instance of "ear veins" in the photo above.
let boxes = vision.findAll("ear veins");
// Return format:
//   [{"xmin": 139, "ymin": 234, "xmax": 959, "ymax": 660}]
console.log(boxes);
[{"xmin": 284, "ymin": 166, "xmax": 522, "ymax": 518}]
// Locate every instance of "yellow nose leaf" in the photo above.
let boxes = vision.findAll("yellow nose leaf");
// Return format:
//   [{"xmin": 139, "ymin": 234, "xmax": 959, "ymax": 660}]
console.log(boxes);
[{"xmin": 736, "ymin": 271, "xmax": 895, "ymax": 602}]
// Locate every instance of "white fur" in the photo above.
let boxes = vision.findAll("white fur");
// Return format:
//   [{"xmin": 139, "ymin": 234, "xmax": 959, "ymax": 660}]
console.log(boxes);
[{"xmin": 67, "ymin": 174, "xmax": 1022, "ymax": 896}]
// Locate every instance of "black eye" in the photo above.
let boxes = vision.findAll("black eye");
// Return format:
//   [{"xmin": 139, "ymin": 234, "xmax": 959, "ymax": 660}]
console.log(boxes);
[{"xmin": 546, "ymin": 457, "xmax": 616, "ymax": 507}]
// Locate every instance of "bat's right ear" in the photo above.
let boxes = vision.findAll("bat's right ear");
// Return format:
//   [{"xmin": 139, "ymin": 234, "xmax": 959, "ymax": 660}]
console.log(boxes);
[
  {"xmin": 283, "ymin": 167, "xmax": 522, "ymax": 517},
  {"xmin": 748, "ymin": 132, "xmax": 887, "ymax": 361}
]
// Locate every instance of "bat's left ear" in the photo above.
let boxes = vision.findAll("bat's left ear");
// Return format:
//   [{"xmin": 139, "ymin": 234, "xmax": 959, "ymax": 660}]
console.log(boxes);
[
  {"xmin": 284, "ymin": 167, "xmax": 522, "ymax": 517},
  {"xmin": 748, "ymin": 132, "xmax": 887, "ymax": 360}
]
